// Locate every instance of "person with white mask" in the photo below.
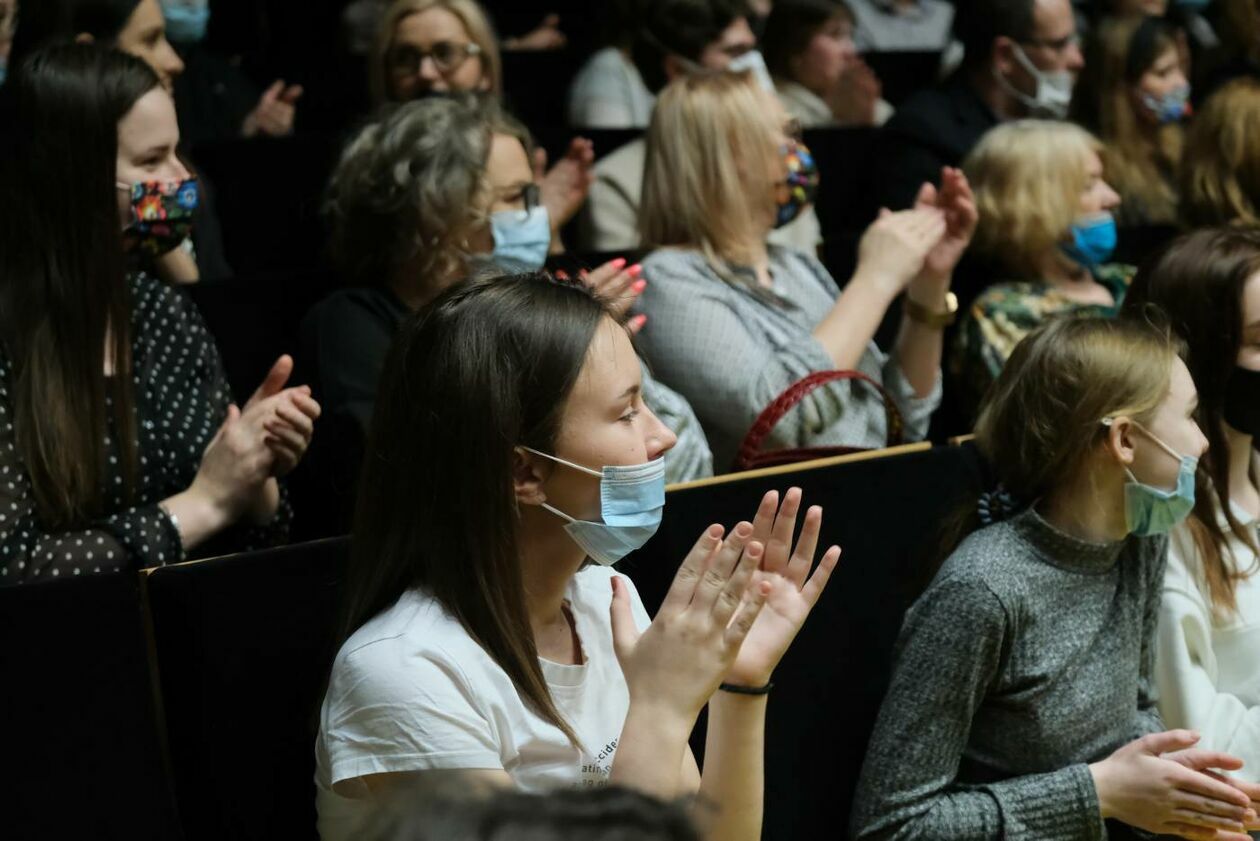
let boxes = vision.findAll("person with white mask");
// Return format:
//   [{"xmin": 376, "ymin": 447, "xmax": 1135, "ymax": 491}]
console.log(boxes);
[{"xmin": 872, "ymin": 0, "xmax": 1085, "ymax": 211}]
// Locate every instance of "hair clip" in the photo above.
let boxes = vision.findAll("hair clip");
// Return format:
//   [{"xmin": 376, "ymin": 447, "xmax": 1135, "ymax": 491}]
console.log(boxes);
[{"xmin": 977, "ymin": 484, "xmax": 1020, "ymax": 526}]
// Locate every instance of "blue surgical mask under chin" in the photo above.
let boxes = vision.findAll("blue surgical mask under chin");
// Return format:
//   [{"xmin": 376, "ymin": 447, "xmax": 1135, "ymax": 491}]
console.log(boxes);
[
  {"xmin": 523, "ymin": 447, "xmax": 666, "ymax": 566},
  {"xmin": 1061, "ymin": 212, "xmax": 1117, "ymax": 271},
  {"xmin": 490, "ymin": 205, "xmax": 551, "ymax": 271},
  {"xmin": 1104, "ymin": 419, "xmax": 1198, "ymax": 537},
  {"xmin": 161, "ymin": 0, "xmax": 211, "ymax": 44}
]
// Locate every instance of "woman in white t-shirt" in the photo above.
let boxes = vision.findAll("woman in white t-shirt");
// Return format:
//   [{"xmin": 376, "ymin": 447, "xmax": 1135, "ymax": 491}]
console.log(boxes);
[
  {"xmin": 315, "ymin": 271, "xmax": 840, "ymax": 840},
  {"xmin": 1125, "ymin": 227, "xmax": 1260, "ymax": 781}
]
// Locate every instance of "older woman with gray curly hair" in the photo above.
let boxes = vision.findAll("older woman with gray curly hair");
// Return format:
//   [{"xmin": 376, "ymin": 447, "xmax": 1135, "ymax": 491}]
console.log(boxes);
[{"xmin": 302, "ymin": 96, "xmax": 714, "ymax": 483}]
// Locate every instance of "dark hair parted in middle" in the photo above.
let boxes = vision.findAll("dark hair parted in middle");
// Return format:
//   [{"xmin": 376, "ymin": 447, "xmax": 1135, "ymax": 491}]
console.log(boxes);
[
  {"xmin": 343, "ymin": 272, "xmax": 616, "ymax": 747},
  {"xmin": 1123, "ymin": 227, "xmax": 1260, "ymax": 615}
]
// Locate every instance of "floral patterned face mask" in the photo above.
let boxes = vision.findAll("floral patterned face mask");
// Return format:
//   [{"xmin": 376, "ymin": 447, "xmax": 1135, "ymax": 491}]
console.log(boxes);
[
  {"xmin": 117, "ymin": 177, "xmax": 200, "ymax": 257},
  {"xmin": 775, "ymin": 139, "xmax": 820, "ymax": 229}
]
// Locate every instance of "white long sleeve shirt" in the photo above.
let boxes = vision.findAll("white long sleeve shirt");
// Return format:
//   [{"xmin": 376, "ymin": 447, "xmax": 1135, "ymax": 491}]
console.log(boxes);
[{"xmin": 1155, "ymin": 503, "xmax": 1260, "ymax": 781}]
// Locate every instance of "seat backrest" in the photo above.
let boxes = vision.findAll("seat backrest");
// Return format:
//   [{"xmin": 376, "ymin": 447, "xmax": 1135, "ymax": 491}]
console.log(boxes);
[
  {"xmin": 145, "ymin": 538, "xmax": 351, "ymax": 841},
  {"xmin": 862, "ymin": 51, "xmax": 944, "ymax": 107},
  {"xmin": 0, "ymin": 574, "xmax": 183, "ymax": 840},
  {"xmin": 620, "ymin": 443, "xmax": 985, "ymax": 840}
]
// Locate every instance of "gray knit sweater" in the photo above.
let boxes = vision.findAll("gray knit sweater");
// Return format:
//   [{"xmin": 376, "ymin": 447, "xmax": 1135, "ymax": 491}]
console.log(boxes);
[{"xmin": 850, "ymin": 507, "xmax": 1168, "ymax": 840}]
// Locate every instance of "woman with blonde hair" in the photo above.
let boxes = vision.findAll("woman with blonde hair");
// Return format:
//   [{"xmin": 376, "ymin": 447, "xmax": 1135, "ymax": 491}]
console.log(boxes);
[
  {"xmin": 952, "ymin": 119, "xmax": 1127, "ymax": 415},
  {"xmin": 852, "ymin": 316, "xmax": 1260, "ymax": 840},
  {"xmin": 635, "ymin": 70, "xmax": 976, "ymax": 469},
  {"xmin": 1181, "ymin": 78, "xmax": 1260, "ymax": 228},
  {"xmin": 1073, "ymin": 15, "xmax": 1189, "ymax": 227},
  {"xmin": 1124, "ymin": 228, "xmax": 1260, "ymax": 782}
]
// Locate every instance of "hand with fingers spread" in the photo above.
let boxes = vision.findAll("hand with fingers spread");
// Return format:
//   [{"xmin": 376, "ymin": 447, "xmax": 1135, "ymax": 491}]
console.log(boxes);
[
  {"xmin": 830, "ymin": 59, "xmax": 883, "ymax": 127},
  {"xmin": 242, "ymin": 80, "xmax": 304, "ymax": 139},
  {"xmin": 504, "ymin": 13, "xmax": 567, "ymax": 51},
  {"xmin": 726, "ymin": 488, "xmax": 841, "ymax": 687},
  {"xmin": 1090, "ymin": 730, "xmax": 1259, "ymax": 840},
  {"xmin": 854, "ymin": 207, "xmax": 947, "ymax": 299},
  {"xmin": 536, "ymin": 137, "xmax": 595, "ymax": 236},
  {"xmin": 610, "ymin": 522, "xmax": 771, "ymax": 725},
  {"xmin": 579, "ymin": 257, "xmax": 647, "ymax": 333}
]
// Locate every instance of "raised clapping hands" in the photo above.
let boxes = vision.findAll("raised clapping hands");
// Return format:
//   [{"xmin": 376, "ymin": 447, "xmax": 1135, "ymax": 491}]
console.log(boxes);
[
  {"xmin": 191, "ymin": 355, "xmax": 320, "ymax": 525},
  {"xmin": 609, "ymin": 491, "xmax": 840, "ymax": 726},
  {"xmin": 536, "ymin": 137, "xmax": 596, "ymax": 239},
  {"xmin": 1090, "ymin": 729, "xmax": 1260, "ymax": 840},
  {"xmin": 242, "ymin": 81, "xmax": 303, "ymax": 139}
]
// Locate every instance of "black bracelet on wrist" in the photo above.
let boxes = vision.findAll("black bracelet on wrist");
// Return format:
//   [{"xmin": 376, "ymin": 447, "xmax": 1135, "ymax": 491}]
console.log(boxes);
[{"xmin": 719, "ymin": 681, "xmax": 774, "ymax": 696}]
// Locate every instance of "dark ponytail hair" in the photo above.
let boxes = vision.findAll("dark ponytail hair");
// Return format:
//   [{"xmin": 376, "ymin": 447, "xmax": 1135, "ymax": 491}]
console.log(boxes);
[
  {"xmin": 344, "ymin": 272, "xmax": 614, "ymax": 747},
  {"xmin": 0, "ymin": 43, "xmax": 160, "ymax": 528}
]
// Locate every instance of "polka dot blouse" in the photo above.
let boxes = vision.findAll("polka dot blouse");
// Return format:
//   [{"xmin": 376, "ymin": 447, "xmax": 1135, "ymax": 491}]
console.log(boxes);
[{"xmin": 0, "ymin": 274, "xmax": 291, "ymax": 585}]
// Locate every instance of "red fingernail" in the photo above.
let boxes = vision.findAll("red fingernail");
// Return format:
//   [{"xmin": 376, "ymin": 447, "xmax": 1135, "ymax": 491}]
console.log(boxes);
[
  {"xmin": 610, "ymin": 257, "xmax": 627, "ymax": 269},
  {"xmin": 626, "ymin": 263, "xmax": 643, "ymax": 278},
  {"xmin": 555, "ymin": 270, "xmax": 570, "ymax": 280},
  {"xmin": 632, "ymin": 314, "xmax": 648, "ymax": 328},
  {"xmin": 631, "ymin": 279, "xmax": 647, "ymax": 293}
]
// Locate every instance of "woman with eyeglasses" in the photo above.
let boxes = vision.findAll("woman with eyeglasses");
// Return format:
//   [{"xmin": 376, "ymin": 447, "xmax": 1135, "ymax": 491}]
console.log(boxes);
[
  {"xmin": 634, "ymin": 70, "xmax": 975, "ymax": 470},
  {"xmin": 369, "ymin": 0, "xmax": 592, "ymax": 255},
  {"xmin": 304, "ymin": 97, "xmax": 714, "ymax": 496}
]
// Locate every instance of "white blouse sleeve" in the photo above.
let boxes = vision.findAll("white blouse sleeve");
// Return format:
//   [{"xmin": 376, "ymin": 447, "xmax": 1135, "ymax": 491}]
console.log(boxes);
[{"xmin": 1155, "ymin": 527, "xmax": 1260, "ymax": 782}]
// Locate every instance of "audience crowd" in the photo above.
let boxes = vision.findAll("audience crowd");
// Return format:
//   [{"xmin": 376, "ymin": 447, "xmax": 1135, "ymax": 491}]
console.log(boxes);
[{"xmin": 3, "ymin": 0, "xmax": 1260, "ymax": 839}]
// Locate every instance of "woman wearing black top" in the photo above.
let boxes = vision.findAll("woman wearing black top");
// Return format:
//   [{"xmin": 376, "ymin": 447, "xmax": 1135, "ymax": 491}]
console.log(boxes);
[{"xmin": 0, "ymin": 44, "xmax": 319, "ymax": 585}]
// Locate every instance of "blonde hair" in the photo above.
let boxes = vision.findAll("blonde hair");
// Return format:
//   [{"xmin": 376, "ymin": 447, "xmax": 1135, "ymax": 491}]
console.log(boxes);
[
  {"xmin": 370, "ymin": 0, "xmax": 503, "ymax": 105},
  {"xmin": 965, "ymin": 120, "xmax": 1103, "ymax": 276},
  {"xmin": 640, "ymin": 71, "xmax": 781, "ymax": 275},
  {"xmin": 1181, "ymin": 78, "xmax": 1260, "ymax": 228},
  {"xmin": 976, "ymin": 317, "xmax": 1176, "ymax": 504},
  {"xmin": 1075, "ymin": 15, "xmax": 1182, "ymax": 225}
]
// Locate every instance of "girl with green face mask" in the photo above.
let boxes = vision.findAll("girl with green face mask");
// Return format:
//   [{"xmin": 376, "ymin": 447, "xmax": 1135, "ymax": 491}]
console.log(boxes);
[{"xmin": 852, "ymin": 318, "xmax": 1260, "ymax": 841}]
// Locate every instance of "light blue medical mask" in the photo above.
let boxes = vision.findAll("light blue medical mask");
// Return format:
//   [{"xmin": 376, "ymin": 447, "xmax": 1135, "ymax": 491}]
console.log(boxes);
[
  {"xmin": 1141, "ymin": 84, "xmax": 1191, "ymax": 125},
  {"xmin": 162, "ymin": 0, "xmax": 211, "ymax": 44},
  {"xmin": 1061, "ymin": 212, "xmax": 1117, "ymax": 271},
  {"xmin": 523, "ymin": 448, "xmax": 666, "ymax": 566},
  {"xmin": 490, "ymin": 205, "xmax": 550, "ymax": 271},
  {"xmin": 1103, "ymin": 418, "xmax": 1198, "ymax": 537}
]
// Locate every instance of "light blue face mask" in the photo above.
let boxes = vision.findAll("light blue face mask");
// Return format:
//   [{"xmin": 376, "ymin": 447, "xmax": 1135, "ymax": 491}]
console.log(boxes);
[
  {"xmin": 523, "ymin": 448, "xmax": 666, "ymax": 566},
  {"xmin": 1061, "ymin": 212, "xmax": 1117, "ymax": 271},
  {"xmin": 1104, "ymin": 419, "xmax": 1198, "ymax": 537},
  {"xmin": 162, "ymin": 0, "xmax": 211, "ymax": 44},
  {"xmin": 490, "ymin": 205, "xmax": 551, "ymax": 271},
  {"xmin": 1141, "ymin": 84, "xmax": 1191, "ymax": 125}
]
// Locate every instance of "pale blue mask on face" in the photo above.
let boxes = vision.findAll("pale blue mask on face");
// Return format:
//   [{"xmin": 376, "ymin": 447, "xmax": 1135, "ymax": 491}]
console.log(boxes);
[
  {"xmin": 1104, "ymin": 419, "xmax": 1198, "ymax": 537},
  {"xmin": 1062, "ymin": 212, "xmax": 1118, "ymax": 271},
  {"xmin": 490, "ymin": 205, "xmax": 551, "ymax": 271},
  {"xmin": 162, "ymin": 0, "xmax": 211, "ymax": 44},
  {"xmin": 523, "ymin": 448, "xmax": 666, "ymax": 566}
]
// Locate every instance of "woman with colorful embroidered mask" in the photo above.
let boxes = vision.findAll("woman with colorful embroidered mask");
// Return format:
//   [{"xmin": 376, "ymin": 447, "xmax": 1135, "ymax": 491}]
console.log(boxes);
[
  {"xmin": 0, "ymin": 44, "xmax": 318, "ymax": 585},
  {"xmin": 1124, "ymin": 228, "xmax": 1260, "ymax": 782},
  {"xmin": 308, "ymin": 97, "xmax": 714, "ymax": 485},
  {"xmin": 852, "ymin": 316, "xmax": 1260, "ymax": 840},
  {"xmin": 636, "ymin": 70, "xmax": 976, "ymax": 469},
  {"xmin": 952, "ymin": 119, "xmax": 1128, "ymax": 417},
  {"xmin": 315, "ymin": 272, "xmax": 840, "ymax": 841},
  {"xmin": 1072, "ymin": 15, "xmax": 1190, "ymax": 227}
]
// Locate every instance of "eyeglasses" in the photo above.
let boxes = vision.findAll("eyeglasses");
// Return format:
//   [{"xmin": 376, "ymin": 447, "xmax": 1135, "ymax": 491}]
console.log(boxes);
[
  {"xmin": 1021, "ymin": 32, "xmax": 1081, "ymax": 54},
  {"xmin": 388, "ymin": 41, "xmax": 483, "ymax": 76}
]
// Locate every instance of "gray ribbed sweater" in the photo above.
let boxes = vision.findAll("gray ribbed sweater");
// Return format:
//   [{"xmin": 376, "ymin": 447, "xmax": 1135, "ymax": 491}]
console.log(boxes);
[{"xmin": 850, "ymin": 507, "xmax": 1168, "ymax": 840}]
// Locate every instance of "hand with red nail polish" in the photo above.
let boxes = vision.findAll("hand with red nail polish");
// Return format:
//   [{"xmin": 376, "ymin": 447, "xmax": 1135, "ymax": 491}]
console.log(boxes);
[{"xmin": 575, "ymin": 257, "xmax": 646, "ymax": 327}]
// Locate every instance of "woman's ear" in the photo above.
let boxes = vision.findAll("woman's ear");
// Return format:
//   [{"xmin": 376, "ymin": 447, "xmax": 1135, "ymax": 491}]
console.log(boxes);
[
  {"xmin": 513, "ymin": 447, "xmax": 551, "ymax": 506},
  {"xmin": 1103, "ymin": 416, "xmax": 1138, "ymax": 468}
]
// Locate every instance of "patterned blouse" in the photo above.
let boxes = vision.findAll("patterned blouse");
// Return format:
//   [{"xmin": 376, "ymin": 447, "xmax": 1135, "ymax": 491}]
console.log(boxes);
[
  {"xmin": 951, "ymin": 264, "xmax": 1135, "ymax": 415},
  {"xmin": 0, "ymin": 274, "xmax": 290, "ymax": 586}
]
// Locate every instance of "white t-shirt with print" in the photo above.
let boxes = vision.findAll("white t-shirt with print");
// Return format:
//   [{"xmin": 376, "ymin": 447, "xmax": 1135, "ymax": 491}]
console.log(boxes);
[{"xmin": 314, "ymin": 565, "xmax": 652, "ymax": 841}]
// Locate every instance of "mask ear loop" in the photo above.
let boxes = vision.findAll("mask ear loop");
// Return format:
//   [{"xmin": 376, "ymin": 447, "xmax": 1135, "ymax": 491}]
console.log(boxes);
[
  {"xmin": 1102, "ymin": 416, "xmax": 1189, "ymax": 483},
  {"xmin": 519, "ymin": 446, "xmax": 603, "ymax": 478}
]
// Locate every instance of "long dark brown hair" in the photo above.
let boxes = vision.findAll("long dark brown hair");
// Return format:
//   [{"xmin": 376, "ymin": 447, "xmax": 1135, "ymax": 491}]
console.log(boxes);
[
  {"xmin": 344, "ymin": 272, "xmax": 613, "ymax": 747},
  {"xmin": 1123, "ymin": 228, "xmax": 1260, "ymax": 616},
  {"xmin": 0, "ymin": 44, "xmax": 159, "ymax": 528}
]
